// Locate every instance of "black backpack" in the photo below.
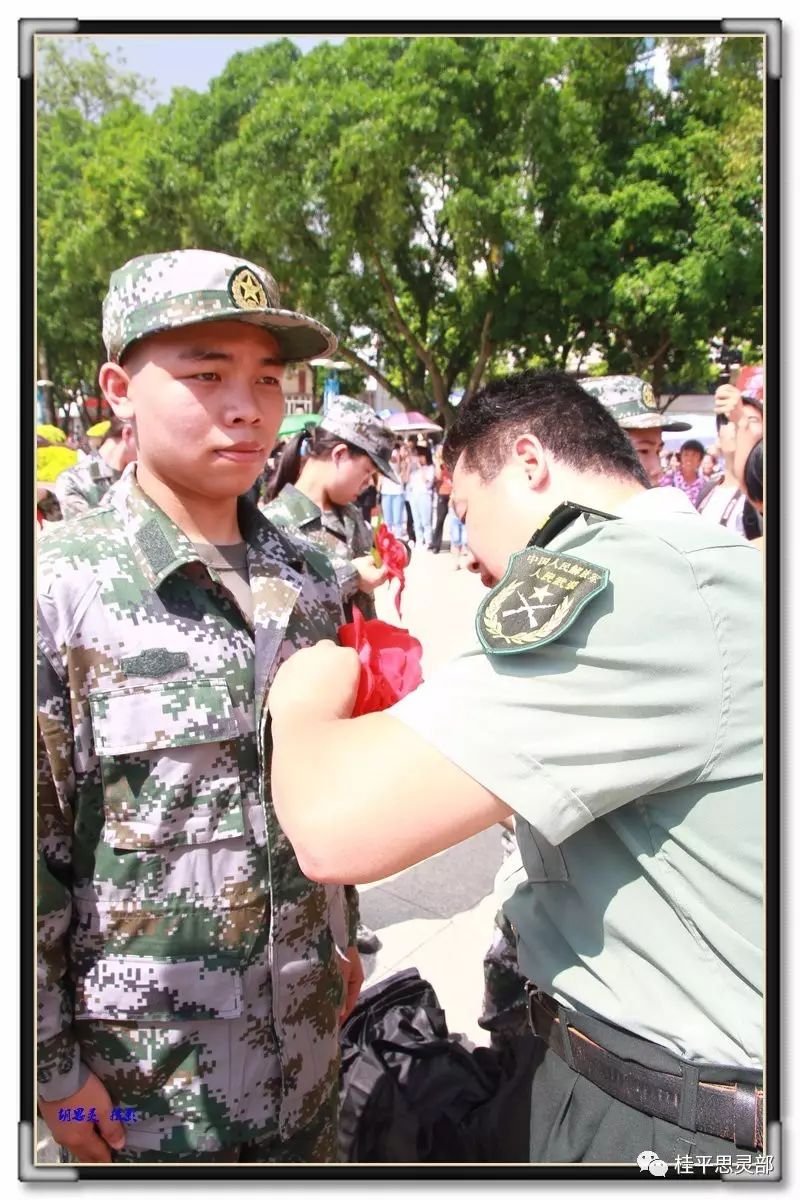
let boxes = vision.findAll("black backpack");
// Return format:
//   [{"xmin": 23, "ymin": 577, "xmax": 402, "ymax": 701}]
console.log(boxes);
[{"xmin": 338, "ymin": 968, "xmax": 533, "ymax": 1162}]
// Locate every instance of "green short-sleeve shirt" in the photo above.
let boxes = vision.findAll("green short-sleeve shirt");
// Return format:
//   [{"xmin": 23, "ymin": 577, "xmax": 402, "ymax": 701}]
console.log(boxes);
[{"xmin": 391, "ymin": 488, "xmax": 763, "ymax": 1068}]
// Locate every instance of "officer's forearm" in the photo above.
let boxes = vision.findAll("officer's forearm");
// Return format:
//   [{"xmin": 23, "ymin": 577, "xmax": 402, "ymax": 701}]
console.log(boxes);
[{"xmin": 271, "ymin": 710, "xmax": 510, "ymax": 884}]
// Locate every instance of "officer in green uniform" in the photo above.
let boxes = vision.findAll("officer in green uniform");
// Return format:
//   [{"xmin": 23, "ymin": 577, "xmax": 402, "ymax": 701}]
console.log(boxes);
[
  {"xmin": 266, "ymin": 368, "xmax": 764, "ymax": 1165},
  {"xmin": 479, "ymin": 375, "xmax": 692, "ymax": 1045},
  {"xmin": 55, "ymin": 416, "xmax": 137, "ymax": 519},
  {"xmin": 37, "ymin": 249, "xmax": 363, "ymax": 1164},
  {"xmin": 261, "ymin": 396, "xmax": 399, "ymax": 622}
]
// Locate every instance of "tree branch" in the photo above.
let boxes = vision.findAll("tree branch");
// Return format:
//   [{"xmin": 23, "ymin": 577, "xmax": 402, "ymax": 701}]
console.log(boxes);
[
  {"xmin": 333, "ymin": 344, "xmax": 406, "ymax": 406},
  {"xmin": 370, "ymin": 251, "xmax": 447, "ymax": 408},
  {"xmin": 464, "ymin": 310, "xmax": 495, "ymax": 400}
]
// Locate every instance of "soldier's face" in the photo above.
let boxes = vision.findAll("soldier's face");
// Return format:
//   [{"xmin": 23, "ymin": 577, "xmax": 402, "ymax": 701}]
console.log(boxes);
[
  {"xmin": 627, "ymin": 428, "xmax": 664, "ymax": 484},
  {"xmin": 104, "ymin": 321, "xmax": 285, "ymax": 498},
  {"xmin": 326, "ymin": 447, "xmax": 376, "ymax": 505},
  {"xmin": 451, "ymin": 451, "xmax": 550, "ymax": 588}
]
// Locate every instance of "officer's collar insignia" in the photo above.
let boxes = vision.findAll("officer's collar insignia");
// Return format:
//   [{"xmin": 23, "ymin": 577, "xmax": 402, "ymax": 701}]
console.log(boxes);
[
  {"xmin": 528, "ymin": 500, "xmax": 619, "ymax": 549},
  {"xmin": 642, "ymin": 382, "xmax": 657, "ymax": 409},
  {"xmin": 229, "ymin": 265, "xmax": 268, "ymax": 310},
  {"xmin": 477, "ymin": 546, "xmax": 609, "ymax": 655}
]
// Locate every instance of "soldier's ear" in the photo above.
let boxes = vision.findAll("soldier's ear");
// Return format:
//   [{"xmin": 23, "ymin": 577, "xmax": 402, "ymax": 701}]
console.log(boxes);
[
  {"xmin": 513, "ymin": 432, "xmax": 549, "ymax": 492},
  {"xmin": 99, "ymin": 362, "xmax": 135, "ymax": 421}
]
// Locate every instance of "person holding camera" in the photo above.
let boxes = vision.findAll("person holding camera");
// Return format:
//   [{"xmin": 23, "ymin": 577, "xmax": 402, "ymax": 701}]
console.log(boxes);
[
  {"xmin": 696, "ymin": 415, "xmax": 747, "ymax": 536},
  {"xmin": 714, "ymin": 383, "xmax": 764, "ymax": 544}
]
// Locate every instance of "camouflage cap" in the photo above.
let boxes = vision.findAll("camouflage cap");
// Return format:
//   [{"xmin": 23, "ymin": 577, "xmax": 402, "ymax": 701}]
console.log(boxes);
[
  {"xmin": 102, "ymin": 249, "xmax": 337, "ymax": 363},
  {"xmin": 319, "ymin": 396, "xmax": 400, "ymax": 483},
  {"xmin": 580, "ymin": 375, "xmax": 691, "ymax": 432}
]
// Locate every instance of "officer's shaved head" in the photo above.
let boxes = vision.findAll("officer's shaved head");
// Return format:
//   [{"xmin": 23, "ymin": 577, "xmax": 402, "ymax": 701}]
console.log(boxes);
[{"xmin": 444, "ymin": 369, "xmax": 649, "ymax": 488}]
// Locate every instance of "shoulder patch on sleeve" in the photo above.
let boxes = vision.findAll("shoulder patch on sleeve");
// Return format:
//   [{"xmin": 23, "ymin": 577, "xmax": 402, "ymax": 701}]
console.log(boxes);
[{"xmin": 476, "ymin": 546, "xmax": 609, "ymax": 654}]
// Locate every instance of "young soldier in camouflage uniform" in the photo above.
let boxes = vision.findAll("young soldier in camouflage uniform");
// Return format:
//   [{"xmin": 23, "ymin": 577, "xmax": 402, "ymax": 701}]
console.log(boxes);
[
  {"xmin": 37, "ymin": 249, "xmax": 362, "ymax": 1164},
  {"xmin": 55, "ymin": 416, "xmax": 137, "ymax": 520},
  {"xmin": 261, "ymin": 397, "xmax": 399, "ymax": 622},
  {"xmin": 580, "ymin": 375, "xmax": 691, "ymax": 486}
]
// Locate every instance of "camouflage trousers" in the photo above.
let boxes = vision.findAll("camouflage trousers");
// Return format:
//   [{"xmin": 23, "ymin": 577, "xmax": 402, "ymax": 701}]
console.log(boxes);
[
  {"xmin": 73, "ymin": 938, "xmax": 340, "ymax": 1159},
  {"xmin": 107, "ymin": 1087, "xmax": 339, "ymax": 1164}
]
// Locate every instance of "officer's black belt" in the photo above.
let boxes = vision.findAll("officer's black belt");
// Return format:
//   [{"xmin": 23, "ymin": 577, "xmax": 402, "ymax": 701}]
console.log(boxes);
[{"xmin": 527, "ymin": 988, "xmax": 763, "ymax": 1150}]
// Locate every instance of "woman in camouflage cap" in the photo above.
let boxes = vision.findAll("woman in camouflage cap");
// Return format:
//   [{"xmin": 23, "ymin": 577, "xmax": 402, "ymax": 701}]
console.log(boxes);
[{"xmin": 261, "ymin": 396, "xmax": 399, "ymax": 623}]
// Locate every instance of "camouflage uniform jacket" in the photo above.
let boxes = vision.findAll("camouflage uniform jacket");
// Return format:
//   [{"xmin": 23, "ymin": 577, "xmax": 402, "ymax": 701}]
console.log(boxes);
[
  {"xmin": 261, "ymin": 483, "xmax": 376, "ymax": 621},
  {"xmin": 37, "ymin": 467, "xmax": 357, "ymax": 1143},
  {"xmin": 55, "ymin": 454, "xmax": 120, "ymax": 520}
]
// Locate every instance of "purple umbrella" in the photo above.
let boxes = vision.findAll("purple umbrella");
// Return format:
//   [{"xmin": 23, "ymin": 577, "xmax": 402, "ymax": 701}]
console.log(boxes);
[{"xmin": 385, "ymin": 411, "xmax": 443, "ymax": 433}]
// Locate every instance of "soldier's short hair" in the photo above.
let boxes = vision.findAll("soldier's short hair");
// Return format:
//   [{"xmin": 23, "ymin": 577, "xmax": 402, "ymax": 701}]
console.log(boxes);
[{"xmin": 443, "ymin": 369, "xmax": 649, "ymax": 487}]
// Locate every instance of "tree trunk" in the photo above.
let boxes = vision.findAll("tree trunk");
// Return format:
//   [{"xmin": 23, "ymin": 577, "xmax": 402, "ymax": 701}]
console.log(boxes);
[
  {"xmin": 37, "ymin": 344, "xmax": 56, "ymax": 425},
  {"xmin": 649, "ymin": 332, "xmax": 672, "ymax": 400},
  {"xmin": 462, "ymin": 311, "xmax": 494, "ymax": 405},
  {"xmin": 334, "ymin": 346, "xmax": 407, "ymax": 408}
]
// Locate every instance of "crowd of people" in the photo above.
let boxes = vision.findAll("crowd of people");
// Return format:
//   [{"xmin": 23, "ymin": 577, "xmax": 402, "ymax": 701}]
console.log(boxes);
[
  {"xmin": 35, "ymin": 247, "xmax": 765, "ymax": 1170},
  {"xmin": 656, "ymin": 386, "xmax": 764, "ymax": 546}
]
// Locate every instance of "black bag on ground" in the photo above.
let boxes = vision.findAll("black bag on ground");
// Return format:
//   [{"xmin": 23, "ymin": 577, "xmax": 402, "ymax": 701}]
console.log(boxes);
[{"xmin": 338, "ymin": 967, "xmax": 532, "ymax": 1162}]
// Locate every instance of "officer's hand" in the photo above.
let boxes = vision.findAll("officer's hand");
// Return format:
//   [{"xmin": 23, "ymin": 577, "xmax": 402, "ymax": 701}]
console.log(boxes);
[
  {"xmin": 352, "ymin": 555, "xmax": 389, "ymax": 594},
  {"xmin": 38, "ymin": 1072, "xmax": 126, "ymax": 1163},
  {"xmin": 269, "ymin": 641, "xmax": 361, "ymax": 723},
  {"xmin": 714, "ymin": 384, "xmax": 745, "ymax": 425},
  {"xmin": 337, "ymin": 945, "xmax": 365, "ymax": 1024}
]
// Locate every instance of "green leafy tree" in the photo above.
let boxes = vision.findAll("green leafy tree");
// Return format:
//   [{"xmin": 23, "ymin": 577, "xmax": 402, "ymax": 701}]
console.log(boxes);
[
  {"xmin": 36, "ymin": 33, "xmax": 764, "ymax": 427},
  {"xmin": 36, "ymin": 37, "xmax": 155, "ymax": 425},
  {"xmin": 218, "ymin": 37, "xmax": 581, "ymax": 422},
  {"xmin": 36, "ymin": 36, "xmax": 154, "ymax": 120},
  {"xmin": 597, "ymin": 36, "xmax": 764, "ymax": 399}
]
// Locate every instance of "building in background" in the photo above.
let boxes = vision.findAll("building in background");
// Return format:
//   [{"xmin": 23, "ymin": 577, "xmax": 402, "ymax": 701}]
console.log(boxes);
[{"xmin": 281, "ymin": 361, "xmax": 316, "ymax": 416}]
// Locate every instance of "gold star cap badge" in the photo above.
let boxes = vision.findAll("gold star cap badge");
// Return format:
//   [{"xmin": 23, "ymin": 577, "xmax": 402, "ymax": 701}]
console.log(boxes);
[
  {"xmin": 641, "ymin": 382, "xmax": 657, "ymax": 410},
  {"xmin": 229, "ymin": 265, "xmax": 268, "ymax": 310}
]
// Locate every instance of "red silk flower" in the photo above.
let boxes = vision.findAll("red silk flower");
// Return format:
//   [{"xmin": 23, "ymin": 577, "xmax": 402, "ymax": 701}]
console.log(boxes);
[
  {"xmin": 372, "ymin": 520, "xmax": 409, "ymax": 617},
  {"xmin": 338, "ymin": 608, "xmax": 424, "ymax": 717}
]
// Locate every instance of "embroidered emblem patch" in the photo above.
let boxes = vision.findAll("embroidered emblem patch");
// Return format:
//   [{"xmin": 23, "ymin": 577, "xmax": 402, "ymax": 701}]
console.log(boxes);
[
  {"xmin": 229, "ymin": 265, "xmax": 268, "ymax": 310},
  {"xmin": 121, "ymin": 649, "xmax": 191, "ymax": 678},
  {"xmin": 477, "ymin": 547, "xmax": 609, "ymax": 654}
]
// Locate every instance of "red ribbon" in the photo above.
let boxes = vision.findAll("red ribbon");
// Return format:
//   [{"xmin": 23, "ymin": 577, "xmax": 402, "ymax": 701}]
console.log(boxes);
[
  {"xmin": 338, "ymin": 608, "xmax": 424, "ymax": 716},
  {"xmin": 374, "ymin": 522, "xmax": 409, "ymax": 618}
]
